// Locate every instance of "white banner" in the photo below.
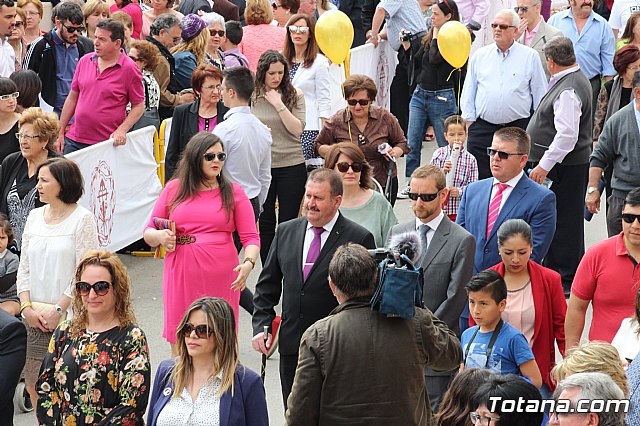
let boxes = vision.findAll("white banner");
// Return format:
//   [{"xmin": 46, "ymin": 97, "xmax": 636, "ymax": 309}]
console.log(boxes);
[{"xmin": 66, "ymin": 126, "xmax": 162, "ymax": 252}]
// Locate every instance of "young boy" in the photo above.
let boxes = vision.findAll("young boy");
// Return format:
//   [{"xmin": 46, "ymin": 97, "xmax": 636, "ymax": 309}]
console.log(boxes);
[
  {"xmin": 430, "ymin": 115, "xmax": 478, "ymax": 222},
  {"xmin": 461, "ymin": 270, "xmax": 542, "ymax": 388},
  {"xmin": 222, "ymin": 20, "xmax": 250, "ymax": 69}
]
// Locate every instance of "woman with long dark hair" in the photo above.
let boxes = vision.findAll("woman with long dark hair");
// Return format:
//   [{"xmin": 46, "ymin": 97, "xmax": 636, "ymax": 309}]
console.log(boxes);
[
  {"xmin": 144, "ymin": 133, "xmax": 260, "ymax": 355},
  {"xmin": 251, "ymin": 50, "xmax": 305, "ymax": 262}
]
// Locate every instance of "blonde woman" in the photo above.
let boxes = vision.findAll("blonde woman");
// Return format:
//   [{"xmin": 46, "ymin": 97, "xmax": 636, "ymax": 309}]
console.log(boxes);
[
  {"xmin": 238, "ymin": 0, "xmax": 285, "ymax": 72},
  {"xmin": 172, "ymin": 14, "xmax": 209, "ymax": 90},
  {"xmin": 83, "ymin": 0, "xmax": 111, "ymax": 40},
  {"xmin": 147, "ymin": 297, "xmax": 268, "ymax": 426}
]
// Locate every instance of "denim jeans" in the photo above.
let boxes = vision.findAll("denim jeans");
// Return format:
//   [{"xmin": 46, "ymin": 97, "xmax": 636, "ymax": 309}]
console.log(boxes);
[
  {"xmin": 63, "ymin": 137, "xmax": 92, "ymax": 155},
  {"xmin": 405, "ymin": 86, "xmax": 457, "ymax": 178}
]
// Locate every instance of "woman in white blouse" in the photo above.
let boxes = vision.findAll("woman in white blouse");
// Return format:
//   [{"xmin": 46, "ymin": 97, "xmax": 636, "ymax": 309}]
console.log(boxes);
[
  {"xmin": 282, "ymin": 13, "xmax": 331, "ymax": 169},
  {"xmin": 17, "ymin": 157, "xmax": 98, "ymax": 409},
  {"xmin": 147, "ymin": 297, "xmax": 268, "ymax": 426},
  {"xmin": 612, "ymin": 289, "xmax": 640, "ymax": 363}
]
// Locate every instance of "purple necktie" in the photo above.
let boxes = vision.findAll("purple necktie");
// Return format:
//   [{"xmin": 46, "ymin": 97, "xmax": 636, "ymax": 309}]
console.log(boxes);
[{"xmin": 303, "ymin": 226, "xmax": 324, "ymax": 281}]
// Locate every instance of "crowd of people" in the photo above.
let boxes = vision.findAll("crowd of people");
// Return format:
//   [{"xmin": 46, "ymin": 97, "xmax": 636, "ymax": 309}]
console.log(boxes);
[{"xmin": 0, "ymin": 0, "xmax": 639, "ymax": 423}]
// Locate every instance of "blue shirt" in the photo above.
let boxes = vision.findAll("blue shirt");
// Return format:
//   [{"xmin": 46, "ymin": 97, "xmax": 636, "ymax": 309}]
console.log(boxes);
[
  {"xmin": 52, "ymin": 29, "xmax": 79, "ymax": 114},
  {"xmin": 627, "ymin": 353, "xmax": 640, "ymax": 425},
  {"xmin": 548, "ymin": 9, "xmax": 616, "ymax": 79},
  {"xmin": 460, "ymin": 42, "xmax": 547, "ymax": 124},
  {"xmin": 377, "ymin": 0, "xmax": 426, "ymax": 50},
  {"xmin": 461, "ymin": 321, "xmax": 535, "ymax": 376}
]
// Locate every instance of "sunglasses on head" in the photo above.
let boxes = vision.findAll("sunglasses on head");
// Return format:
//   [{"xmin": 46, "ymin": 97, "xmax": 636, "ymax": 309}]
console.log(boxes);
[
  {"xmin": 347, "ymin": 99, "xmax": 370, "ymax": 106},
  {"xmin": 62, "ymin": 23, "xmax": 85, "ymax": 33},
  {"xmin": 336, "ymin": 161, "xmax": 363, "ymax": 173},
  {"xmin": 622, "ymin": 213, "xmax": 640, "ymax": 224},
  {"xmin": 408, "ymin": 189, "xmax": 442, "ymax": 202},
  {"xmin": 486, "ymin": 147, "xmax": 525, "ymax": 160},
  {"xmin": 288, "ymin": 25, "xmax": 309, "ymax": 34},
  {"xmin": 181, "ymin": 323, "xmax": 212, "ymax": 339},
  {"xmin": 491, "ymin": 23, "xmax": 516, "ymax": 30},
  {"xmin": 203, "ymin": 152, "xmax": 226, "ymax": 161},
  {"xmin": 76, "ymin": 281, "xmax": 111, "ymax": 296},
  {"xmin": 209, "ymin": 29, "xmax": 225, "ymax": 37}
]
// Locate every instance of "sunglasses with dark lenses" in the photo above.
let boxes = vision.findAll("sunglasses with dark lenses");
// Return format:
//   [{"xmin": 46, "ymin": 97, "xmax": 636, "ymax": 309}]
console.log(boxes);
[
  {"xmin": 513, "ymin": 6, "xmax": 529, "ymax": 12},
  {"xmin": 209, "ymin": 29, "xmax": 225, "ymax": 37},
  {"xmin": 408, "ymin": 189, "xmax": 442, "ymax": 202},
  {"xmin": 13, "ymin": 21, "xmax": 24, "ymax": 27},
  {"xmin": 271, "ymin": 1, "xmax": 279, "ymax": 8},
  {"xmin": 347, "ymin": 99, "xmax": 370, "ymax": 106},
  {"xmin": 336, "ymin": 162, "xmax": 363, "ymax": 173},
  {"xmin": 622, "ymin": 213, "xmax": 640, "ymax": 224},
  {"xmin": 62, "ymin": 23, "xmax": 85, "ymax": 33},
  {"xmin": 182, "ymin": 323, "xmax": 212, "ymax": 339},
  {"xmin": 491, "ymin": 23, "xmax": 515, "ymax": 30},
  {"xmin": 203, "ymin": 152, "xmax": 227, "ymax": 161},
  {"xmin": 76, "ymin": 281, "xmax": 111, "ymax": 296},
  {"xmin": 486, "ymin": 147, "xmax": 525, "ymax": 160}
]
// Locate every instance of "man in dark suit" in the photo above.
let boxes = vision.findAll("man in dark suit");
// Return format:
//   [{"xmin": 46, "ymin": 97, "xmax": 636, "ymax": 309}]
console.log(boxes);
[
  {"xmin": 457, "ymin": 127, "xmax": 556, "ymax": 325},
  {"xmin": 252, "ymin": 168, "xmax": 375, "ymax": 407},
  {"xmin": 0, "ymin": 309, "xmax": 27, "ymax": 422},
  {"xmin": 387, "ymin": 164, "xmax": 475, "ymax": 411}
]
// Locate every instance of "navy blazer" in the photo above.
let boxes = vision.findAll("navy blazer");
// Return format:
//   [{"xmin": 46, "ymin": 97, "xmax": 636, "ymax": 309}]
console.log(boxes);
[
  {"xmin": 147, "ymin": 360, "xmax": 268, "ymax": 426},
  {"xmin": 457, "ymin": 173, "xmax": 557, "ymax": 272}
]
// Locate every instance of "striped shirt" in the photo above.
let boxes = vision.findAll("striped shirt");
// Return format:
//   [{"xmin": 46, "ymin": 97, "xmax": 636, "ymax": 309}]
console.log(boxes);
[{"xmin": 430, "ymin": 145, "xmax": 478, "ymax": 215}]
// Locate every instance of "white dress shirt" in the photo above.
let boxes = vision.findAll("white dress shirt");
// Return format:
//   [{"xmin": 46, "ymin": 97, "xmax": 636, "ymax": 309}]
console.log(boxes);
[
  {"xmin": 301, "ymin": 211, "xmax": 340, "ymax": 272},
  {"xmin": 414, "ymin": 211, "xmax": 445, "ymax": 250},
  {"xmin": 491, "ymin": 170, "xmax": 525, "ymax": 211},
  {"xmin": 0, "ymin": 38, "xmax": 15, "ymax": 78}
]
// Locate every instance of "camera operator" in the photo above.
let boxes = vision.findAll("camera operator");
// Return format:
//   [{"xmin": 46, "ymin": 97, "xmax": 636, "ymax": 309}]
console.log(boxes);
[
  {"xmin": 285, "ymin": 243, "xmax": 462, "ymax": 425},
  {"xmin": 398, "ymin": 0, "xmax": 467, "ymax": 199}
]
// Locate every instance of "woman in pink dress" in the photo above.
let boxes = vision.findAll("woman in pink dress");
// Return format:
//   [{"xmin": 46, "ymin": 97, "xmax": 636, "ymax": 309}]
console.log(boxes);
[{"xmin": 144, "ymin": 132, "xmax": 260, "ymax": 354}]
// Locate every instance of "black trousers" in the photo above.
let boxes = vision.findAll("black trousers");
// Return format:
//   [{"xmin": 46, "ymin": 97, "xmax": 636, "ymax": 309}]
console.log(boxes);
[
  {"xmin": 467, "ymin": 117, "xmax": 530, "ymax": 180},
  {"xmin": 233, "ymin": 196, "xmax": 261, "ymax": 314},
  {"xmin": 607, "ymin": 194, "xmax": 625, "ymax": 237},
  {"xmin": 529, "ymin": 162, "xmax": 589, "ymax": 295},
  {"xmin": 390, "ymin": 59, "xmax": 411, "ymax": 136},
  {"xmin": 280, "ymin": 353, "xmax": 298, "ymax": 409},
  {"xmin": 589, "ymin": 75, "xmax": 601, "ymax": 122}
]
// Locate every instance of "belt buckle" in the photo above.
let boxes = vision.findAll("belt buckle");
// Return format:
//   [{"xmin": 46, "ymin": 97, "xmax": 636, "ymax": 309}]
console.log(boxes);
[{"xmin": 176, "ymin": 235, "xmax": 196, "ymax": 245}]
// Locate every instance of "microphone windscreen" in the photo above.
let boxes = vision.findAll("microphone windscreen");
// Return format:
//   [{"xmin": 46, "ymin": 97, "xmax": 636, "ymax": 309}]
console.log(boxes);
[{"xmin": 388, "ymin": 231, "xmax": 422, "ymax": 263}]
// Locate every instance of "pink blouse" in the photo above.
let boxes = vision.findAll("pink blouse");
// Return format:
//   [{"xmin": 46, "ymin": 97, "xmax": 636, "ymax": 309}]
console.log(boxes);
[{"xmin": 502, "ymin": 280, "xmax": 536, "ymax": 346}]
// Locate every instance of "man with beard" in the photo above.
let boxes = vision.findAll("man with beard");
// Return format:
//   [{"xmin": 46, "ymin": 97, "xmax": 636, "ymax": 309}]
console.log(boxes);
[
  {"xmin": 548, "ymin": 0, "xmax": 615, "ymax": 119},
  {"xmin": 0, "ymin": 0, "xmax": 16, "ymax": 77},
  {"xmin": 387, "ymin": 164, "xmax": 475, "ymax": 411},
  {"xmin": 24, "ymin": 2, "xmax": 94, "ymax": 116}
]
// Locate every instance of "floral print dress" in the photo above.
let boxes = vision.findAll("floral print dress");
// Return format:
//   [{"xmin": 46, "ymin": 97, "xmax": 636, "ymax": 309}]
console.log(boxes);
[{"xmin": 36, "ymin": 322, "xmax": 151, "ymax": 425}]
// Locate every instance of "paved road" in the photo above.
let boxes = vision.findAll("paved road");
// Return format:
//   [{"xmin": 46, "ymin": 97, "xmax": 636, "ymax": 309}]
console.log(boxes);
[{"xmin": 13, "ymin": 145, "xmax": 603, "ymax": 425}]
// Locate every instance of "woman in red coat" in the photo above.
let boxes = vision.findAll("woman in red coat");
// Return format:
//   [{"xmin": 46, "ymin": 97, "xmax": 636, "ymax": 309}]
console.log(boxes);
[{"xmin": 471, "ymin": 218, "xmax": 566, "ymax": 399}]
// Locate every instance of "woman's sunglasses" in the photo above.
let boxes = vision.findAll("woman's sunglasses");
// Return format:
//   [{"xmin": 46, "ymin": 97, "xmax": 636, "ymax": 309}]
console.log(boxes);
[
  {"xmin": 76, "ymin": 281, "xmax": 111, "ymax": 296},
  {"xmin": 336, "ymin": 162, "xmax": 363, "ymax": 173},
  {"xmin": 203, "ymin": 152, "xmax": 227, "ymax": 161},
  {"xmin": 347, "ymin": 99, "xmax": 370, "ymax": 106},
  {"xmin": 209, "ymin": 29, "xmax": 225, "ymax": 37},
  {"xmin": 181, "ymin": 323, "xmax": 213, "ymax": 339},
  {"xmin": 407, "ymin": 189, "xmax": 443, "ymax": 202},
  {"xmin": 288, "ymin": 25, "xmax": 309, "ymax": 34}
]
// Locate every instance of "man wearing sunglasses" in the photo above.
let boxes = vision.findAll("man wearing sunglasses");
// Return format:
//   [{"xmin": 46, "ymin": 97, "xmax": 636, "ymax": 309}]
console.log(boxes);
[
  {"xmin": 566, "ymin": 188, "xmax": 640, "ymax": 351},
  {"xmin": 24, "ymin": 2, "xmax": 94, "ymax": 117},
  {"xmin": 460, "ymin": 9, "xmax": 547, "ymax": 180},
  {"xmin": 387, "ymin": 164, "xmax": 474, "ymax": 411}
]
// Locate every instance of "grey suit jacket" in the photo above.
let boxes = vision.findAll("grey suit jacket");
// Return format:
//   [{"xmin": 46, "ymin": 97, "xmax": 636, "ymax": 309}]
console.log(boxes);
[{"xmin": 518, "ymin": 20, "xmax": 564, "ymax": 79}]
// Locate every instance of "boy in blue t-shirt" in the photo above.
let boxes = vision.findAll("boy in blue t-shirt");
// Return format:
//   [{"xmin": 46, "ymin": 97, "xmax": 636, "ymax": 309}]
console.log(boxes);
[{"xmin": 460, "ymin": 270, "xmax": 542, "ymax": 388}]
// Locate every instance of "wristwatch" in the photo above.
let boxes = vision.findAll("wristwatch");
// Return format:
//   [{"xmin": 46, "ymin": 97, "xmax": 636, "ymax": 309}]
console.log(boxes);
[
  {"xmin": 586, "ymin": 186, "xmax": 599, "ymax": 195},
  {"xmin": 54, "ymin": 304, "xmax": 63, "ymax": 316}
]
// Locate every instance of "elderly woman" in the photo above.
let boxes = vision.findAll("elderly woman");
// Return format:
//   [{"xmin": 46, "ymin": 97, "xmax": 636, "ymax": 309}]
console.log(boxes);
[
  {"xmin": 83, "ymin": 0, "xmax": 111, "ymax": 40},
  {"xmin": 272, "ymin": 0, "xmax": 299, "ymax": 26},
  {"xmin": 18, "ymin": 157, "xmax": 98, "ymax": 409},
  {"xmin": 147, "ymin": 297, "xmax": 267, "ymax": 425},
  {"xmin": 0, "ymin": 107, "xmax": 59, "ymax": 251},
  {"xmin": 9, "ymin": 9, "xmax": 27, "ymax": 71},
  {"xmin": 17, "ymin": 0, "xmax": 43, "ymax": 46},
  {"xmin": 202, "ymin": 12, "xmax": 226, "ymax": 69},
  {"xmin": 36, "ymin": 250, "xmax": 150, "ymax": 424},
  {"xmin": 172, "ymin": 14, "xmax": 210, "ymax": 91},
  {"xmin": 141, "ymin": 0, "xmax": 183, "ymax": 39},
  {"xmin": 129, "ymin": 39, "xmax": 162, "ymax": 130},
  {"xmin": 0, "ymin": 78, "xmax": 19, "ymax": 163},
  {"xmin": 316, "ymin": 75, "xmax": 409, "ymax": 205},
  {"xmin": 110, "ymin": 0, "xmax": 143, "ymax": 39},
  {"xmin": 239, "ymin": 0, "xmax": 286, "ymax": 72},
  {"xmin": 166, "ymin": 64, "xmax": 228, "ymax": 180},
  {"xmin": 324, "ymin": 143, "xmax": 397, "ymax": 247}
]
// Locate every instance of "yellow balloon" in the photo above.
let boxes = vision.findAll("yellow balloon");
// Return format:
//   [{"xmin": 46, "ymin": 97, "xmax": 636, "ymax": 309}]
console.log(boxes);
[
  {"xmin": 315, "ymin": 10, "xmax": 354, "ymax": 64},
  {"xmin": 437, "ymin": 21, "xmax": 471, "ymax": 69}
]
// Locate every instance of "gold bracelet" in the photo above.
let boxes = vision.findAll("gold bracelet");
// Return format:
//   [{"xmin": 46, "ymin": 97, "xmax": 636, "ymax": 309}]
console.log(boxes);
[
  {"xmin": 20, "ymin": 301, "xmax": 32, "ymax": 313},
  {"xmin": 243, "ymin": 257, "xmax": 256, "ymax": 268}
]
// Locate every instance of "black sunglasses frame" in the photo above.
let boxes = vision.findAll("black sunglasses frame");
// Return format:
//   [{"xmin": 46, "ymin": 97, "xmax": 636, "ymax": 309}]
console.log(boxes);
[
  {"xmin": 622, "ymin": 213, "xmax": 640, "ymax": 224},
  {"xmin": 62, "ymin": 23, "xmax": 86, "ymax": 33},
  {"xmin": 203, "ymin": 152, "xmax": 227, "ymax": 161},
  {"xmin": 486, "ymin": 147, "xmax": 526, "ymax": 160},
  {"xmin": 336, "ymin": 161, "xmax": 364, "ymax": 173},
  {"xmin": 408, "ymin": 189, "xmax": 443, "ymax": 202},
  {"xmin": 181, "ymin": 323, "xmax": 213, "ymax": 339},
  {"xmin": 347, "ymin": 99, "xmax": 370, "ymax": 106},
  {"xmin": 75, "ymin": 281, "xmax": 111, "ymax": 296}
]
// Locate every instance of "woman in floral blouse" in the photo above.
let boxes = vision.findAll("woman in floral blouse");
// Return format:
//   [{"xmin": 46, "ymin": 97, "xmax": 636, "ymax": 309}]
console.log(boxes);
[{"xmin": 36, "ymin": 250, "xmax": 151, "ymax": 425}]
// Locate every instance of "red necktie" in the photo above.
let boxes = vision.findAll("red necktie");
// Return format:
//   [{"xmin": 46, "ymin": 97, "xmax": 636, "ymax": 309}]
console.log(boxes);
[
  {"xmin": 486, "ymin": 183, "xmax": 508, "ymax": 238},
  {"xmin": 303, "ymin": 227, "xmax": 324, "ymax": 281}
]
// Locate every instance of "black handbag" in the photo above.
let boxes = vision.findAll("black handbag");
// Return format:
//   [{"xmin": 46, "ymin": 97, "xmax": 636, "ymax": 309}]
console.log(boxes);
[
  {"xmin": 370, "ymin": 254, "xmax": 424, "ymax": 319},
  {"xmin": 131, "ymin": 78, "xmax": 161, "ymax": 132}
]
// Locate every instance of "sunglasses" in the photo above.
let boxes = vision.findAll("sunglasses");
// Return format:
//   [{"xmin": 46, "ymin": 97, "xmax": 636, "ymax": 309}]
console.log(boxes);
[
  {"xmin": 203, "ymin": 152, "xmax": 227, "ymax": 161},
  {"xmin": 76, "ymin": 281, "xmax": 111, "ymax": 296},
  {"xmin": 408, "ymin": 189, "xmax": 443, "ymax": 202},
  {"xmin": 181, "ymin": 323, "xmax": 212, "ymax": 339},
  {"xmin": 347, "ymin": 99, "xmax": 370, "ymax": 106},
  {"xmin": 13, "ymin": 21, "xmax": 23, "ymax": 28},
  {"xmin": 513, "ymin": 5, "xmax": 529, "ymax": 12},
  {"xmin": 62, "ymin": 23, "xmax": 85, "ymax": 33},
  {"xmin": 271, "ymin": 1, "xmax": 281, "ymax": 8},
  {"xmin": 336, "ymin": 161, "xmax": 363, "ymax": 173},
  {"xmin": 486, "ymin": 147, "xmax": 525, "ymax": 160},
  {"xmin": 288, "ymin": 25, "xmax": 309, "ymax": 34},
  {"xmin": 0, "ymin": 92, "xmax": 19, "ymax": 101},
  {"xmin": 209, "ymin": 29, "xmax": 225, "ymax": 37},
  {"xmin": 622, "ymin": 213, "xmax": 640, "ymax": 224},
  {"xmin": 491, "ymin": 23, "xmax": 516, "ymax": 30},
  {"xmin": 172, "ymin": 36, "xmax": 182, "ymax": 43},
  {"xmin": 129, "ymin": 55, "xmax": 144, "ymax": 63}
]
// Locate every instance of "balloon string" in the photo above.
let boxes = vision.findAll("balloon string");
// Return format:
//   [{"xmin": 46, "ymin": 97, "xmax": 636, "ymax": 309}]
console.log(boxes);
[{"xmin": 456, "ymin": 69, "xmax": 461, "ymax": 113}]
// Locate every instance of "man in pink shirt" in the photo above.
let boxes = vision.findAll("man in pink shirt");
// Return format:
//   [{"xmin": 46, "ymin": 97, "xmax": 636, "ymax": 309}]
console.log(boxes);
[
  {"xmin": 56, "ymin": 19, "xmax": 144, "ymax": 154},
  {"xmin": 565, "ymin": 187, "xmax": 640, "ymax": 351}
]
